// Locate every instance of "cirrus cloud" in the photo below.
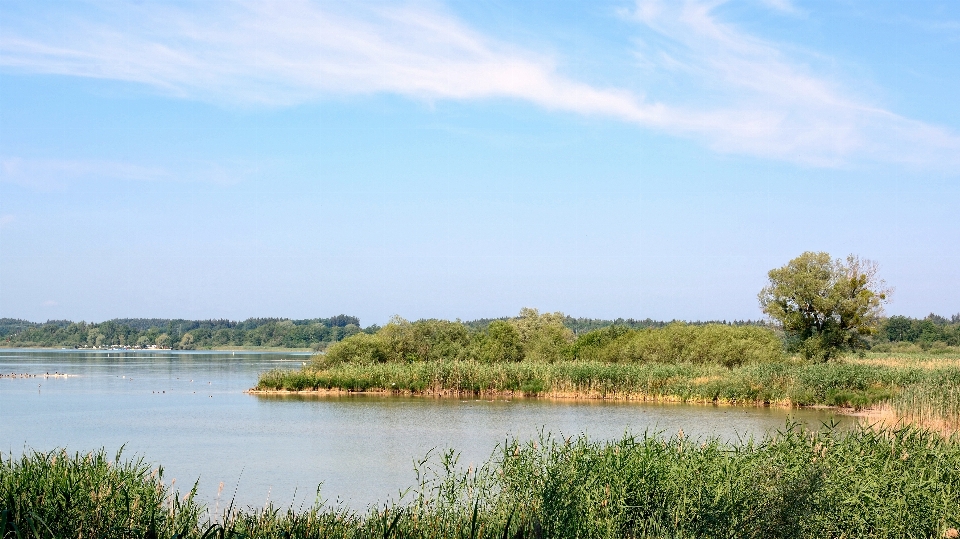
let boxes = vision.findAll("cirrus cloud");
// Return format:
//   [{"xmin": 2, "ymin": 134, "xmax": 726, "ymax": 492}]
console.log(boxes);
[{"xmin": 1, "ymin": 0, "xmax": 958, "ymax": 170}]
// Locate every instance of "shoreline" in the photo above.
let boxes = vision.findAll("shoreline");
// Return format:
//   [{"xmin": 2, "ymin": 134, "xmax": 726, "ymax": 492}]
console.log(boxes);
[
  {"xmin": 244, "ymin": 387, "xmax": 908, "ymax": 430},
  {"xmin": 253, "ymin": 355, "xmax": 960, "ymax": 435},
  {"xmin": 247, "ymin": 386, "xmax": 957, "ymax": 434},
  {"xmin": 0, "ymin": 346, "xmax": 314, "ymax": 353},
  {"xmin": 246, "ymin": 386, "xmax": 831, "ymax": 409}
]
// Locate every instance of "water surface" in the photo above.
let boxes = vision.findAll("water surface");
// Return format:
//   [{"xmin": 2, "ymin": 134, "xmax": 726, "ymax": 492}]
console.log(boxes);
[{"xmin": 1, "ymin": 349, "xmax": 851, "ymax": 509}]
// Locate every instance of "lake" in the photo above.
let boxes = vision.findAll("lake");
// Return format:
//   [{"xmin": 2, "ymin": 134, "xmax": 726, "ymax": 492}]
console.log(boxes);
[{"xmin": 1, "ymin": 349, "xmax": 853, "ymax": 510}]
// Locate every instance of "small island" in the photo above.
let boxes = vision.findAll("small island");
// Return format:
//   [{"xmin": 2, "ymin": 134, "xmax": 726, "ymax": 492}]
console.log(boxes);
[{"xmin": 256, "ymin": 253, "xmax": 960, "ymax": 434}]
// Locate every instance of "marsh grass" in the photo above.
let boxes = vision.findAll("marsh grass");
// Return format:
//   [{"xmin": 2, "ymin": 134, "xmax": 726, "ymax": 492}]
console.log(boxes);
[
  {"xmin": 0, "ymin": 448, "xmax": 203, "ymax": 538},
  {"xmin": 257, "ymin": 359, "xmax": 932, "ymax": 407},
  {"xmin": 258, "ymin": 348, "xmax": 960, "ymax": 433},
  {"xmin": 3, "ymin": 424, "xmax": 959, "ymax": 538},
  {"xmin": 888, "ymin": 372, "xmax": 960, "ymax": 433},
  {"xmin": 476, "ymin": 423, "xmax": 960, "ymax": 538}
]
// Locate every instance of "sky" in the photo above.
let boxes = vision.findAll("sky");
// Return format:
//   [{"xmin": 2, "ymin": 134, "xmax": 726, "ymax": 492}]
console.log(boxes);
[{"xmin": 1, "ymin": 0, "xmax": 958, "ymax": 326}]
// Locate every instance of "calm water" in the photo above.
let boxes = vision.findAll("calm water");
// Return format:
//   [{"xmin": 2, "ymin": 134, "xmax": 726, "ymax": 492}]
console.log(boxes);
[{"xmin": 1, "ymin": 349, "xmax": 852, "ymax": 510}]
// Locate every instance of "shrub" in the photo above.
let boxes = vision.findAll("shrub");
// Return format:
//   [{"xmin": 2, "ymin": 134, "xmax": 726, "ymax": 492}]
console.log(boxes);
[
  {"xmin": 470, "ymin": 320, "xmax": 524, "ymax": 363},
  {"xmin": 572, "ymin": 323, "xmax": 783, "ymax": 367},
  {"xmin": 510, "ymin": 308, "xmax": 575, "ymax": 362},
  {"xmin": 321, "ymin": 332, "xmax": 386, "ymax": 366}
]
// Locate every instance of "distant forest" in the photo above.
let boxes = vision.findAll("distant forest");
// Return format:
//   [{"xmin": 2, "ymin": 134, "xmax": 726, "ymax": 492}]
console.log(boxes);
[
  {"xmin": 0, "ymin": 316, "xmax": 365, "ymax": 350},
  {"xmin": 1, "ymin": 312, "xmax": 957, "ymax": 350},
  {"xmin": 879, "ymin": 314, "xmax": 960, "ymax": 346}
]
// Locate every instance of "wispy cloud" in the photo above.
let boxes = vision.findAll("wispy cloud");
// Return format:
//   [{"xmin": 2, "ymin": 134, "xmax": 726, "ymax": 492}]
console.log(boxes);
[
  {"xmin": 1, "ymin": 0, "xmax": 958, "ymax": 170},
  {"xmin": 0, "ymin": 1, "xmax": 646, "ymax": 117},
  {"xmin": 629, "ymin": 0, "xmax": 960, "ymax": 167}
]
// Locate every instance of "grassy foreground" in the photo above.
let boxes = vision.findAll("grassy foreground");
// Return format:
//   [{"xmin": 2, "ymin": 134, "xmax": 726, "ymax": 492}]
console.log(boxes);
[{"xmin": 3, "ymin": 424, "xmax": 959, "ymax": 538}]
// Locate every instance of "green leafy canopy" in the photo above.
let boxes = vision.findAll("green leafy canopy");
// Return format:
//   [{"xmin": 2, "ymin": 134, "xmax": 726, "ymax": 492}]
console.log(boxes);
[{"xmin": 759, "ymin": 252, "xmax": 891, "ymax": 361}]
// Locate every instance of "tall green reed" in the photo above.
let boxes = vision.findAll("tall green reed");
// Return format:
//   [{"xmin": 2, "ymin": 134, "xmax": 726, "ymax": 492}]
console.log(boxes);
[
  {"xmin": 5, "ymin": 424, "xmax": 958, "ymax": 538},
  {"xmin": 0, "ymin": 448, "xmax": 203, "ymax": 539},
  {"xmin": 257, "ymin": 359, "xmax": 931, "ymax": 409},
  {"xmin": 889, "ymin": 368, "xmax": 960, "ymax": 432}
]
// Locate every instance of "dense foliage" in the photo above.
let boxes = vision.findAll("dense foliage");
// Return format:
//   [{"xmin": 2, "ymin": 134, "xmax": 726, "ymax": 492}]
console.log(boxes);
[
  {"xmin": 759, "ymin": 252, "xmax": 890, "ymax": 361},
  {"xmin": 3, "ymin": 424, "xmax": 958, "ymax": 538},
  {"xmin": 318, "ymin": 309, "xmax": 783, "ymax": 368},
  {"xmin": 878, "ymin": 313, "xmax": 960, "ymax": 348},
  {"xmin": 0, "ymin": 316, "xmax": 363, "ymax": 350}
]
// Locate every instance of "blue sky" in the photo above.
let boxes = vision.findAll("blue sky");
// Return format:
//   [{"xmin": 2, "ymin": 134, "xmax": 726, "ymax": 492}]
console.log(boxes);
[{"xmin": 1, "ymin": 0, "xmax": 958, "ymax": 325}]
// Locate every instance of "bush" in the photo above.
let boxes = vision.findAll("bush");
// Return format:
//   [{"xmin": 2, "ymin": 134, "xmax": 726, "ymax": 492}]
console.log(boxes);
[
  {"xmin": 321, "ymin": 313, "xmax": 783, "ymax": 368},
  {"xmin": 321, "ymin": 332, "xmax": 386, "ymax": 366},
  {"xmin": 471, "ymin": 320, "xmax": 524, "ymax": 363},
  {"xmin": 510, "ymin": 308, "xmax": 574, "ymax": 362},
  {"xmin": 572, "ymin": 323, "xmax": 783, "ymax": 367}
]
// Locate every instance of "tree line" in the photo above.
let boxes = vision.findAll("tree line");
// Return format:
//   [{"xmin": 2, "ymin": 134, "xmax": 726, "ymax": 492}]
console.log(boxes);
[
  {"xmin": 320, "ymin": 252, "xmax": 957, "ymax": 366},
  {"xmin": 0, "ymin": 316, "xmax": 364, "ymax": 350},
  {"xmin": 2, "ymin": 310, "xmax": 955, "ymax": 353},
  {"xmin": 2, "ymin": 250, "xmax": 955, "ymax": 357},
  {"xmin": 880, "ymin": 314, "xmax": 960, "ymax": 346}
]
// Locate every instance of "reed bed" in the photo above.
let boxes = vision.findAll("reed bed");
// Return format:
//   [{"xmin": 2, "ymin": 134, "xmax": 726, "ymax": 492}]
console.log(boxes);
[
  {"xmin": 0, "ymin": 448, "xmax": 203, "ymax": 539},
  {"xmin": 3, "ymin": 424, "xmax": 959, "ymax": 538},
  {"xmin": 258, "ymin": 349, "xmax": 960, "ymax": 432},
  {"xmin": 887, "ymin": 369, "xmax": 960, "ymax": 433},
  {"xmin": 257, "ymin": 359, "xmax": 936, "ymax": 407}
]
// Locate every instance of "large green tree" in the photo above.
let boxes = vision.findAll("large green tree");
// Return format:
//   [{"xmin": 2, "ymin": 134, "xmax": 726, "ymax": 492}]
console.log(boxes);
[{"xmin": 759, "ymin": 252, "xmax": 890, "ymax": 361}]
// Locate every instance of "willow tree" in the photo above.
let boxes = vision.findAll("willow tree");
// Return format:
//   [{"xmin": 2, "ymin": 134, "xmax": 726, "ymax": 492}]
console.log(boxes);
[{"xmin": 758, "ymin": 252, "xmax": 890, "ymax": 361}]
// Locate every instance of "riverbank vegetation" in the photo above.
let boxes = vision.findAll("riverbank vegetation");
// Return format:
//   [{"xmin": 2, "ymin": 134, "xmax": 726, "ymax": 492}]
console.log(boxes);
[
  {"xmin": 256, "ymin": 309, "xmax": 960, "ymax": 432},
  {"xmin": 258, "ymin": 354, "xmax": 960, "ymax": 432},
  {"xmin": 4, "ymin": 424, "xmax": 958, "ymax": 538}
]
